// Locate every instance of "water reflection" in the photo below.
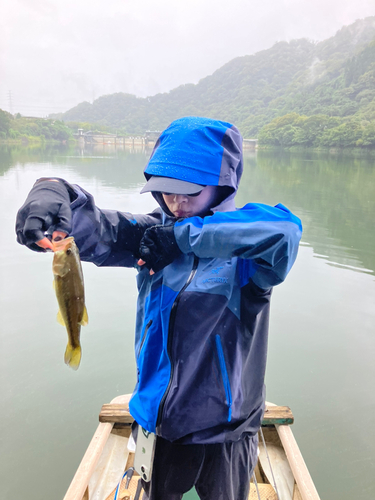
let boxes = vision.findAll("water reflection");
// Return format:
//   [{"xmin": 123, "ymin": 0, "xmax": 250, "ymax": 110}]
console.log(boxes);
[
  {"xmin": 2, "ymin": 145, "xmax": 374, "ymax": 275},
  {"xmin": 238, "ymin": 150, "xmax": 375, "ymax": 275}
]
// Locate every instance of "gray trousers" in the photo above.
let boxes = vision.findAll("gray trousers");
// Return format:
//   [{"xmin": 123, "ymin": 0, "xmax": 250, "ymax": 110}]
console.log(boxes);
[{"xmin": 141, "ymin": 433, "xmax": 258, "ymax": 500}]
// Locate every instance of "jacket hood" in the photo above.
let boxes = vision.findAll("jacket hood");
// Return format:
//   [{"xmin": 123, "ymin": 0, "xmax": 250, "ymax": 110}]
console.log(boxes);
[{"xmin": 144, "ymin": 117, "xmax": 243, "ymax": 216}]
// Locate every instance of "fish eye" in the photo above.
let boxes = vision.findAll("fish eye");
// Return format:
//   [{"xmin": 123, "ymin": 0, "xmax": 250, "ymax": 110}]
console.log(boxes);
[{"xmin": 66, "ymin": 249, "xmax": 72, "ymax": 255}]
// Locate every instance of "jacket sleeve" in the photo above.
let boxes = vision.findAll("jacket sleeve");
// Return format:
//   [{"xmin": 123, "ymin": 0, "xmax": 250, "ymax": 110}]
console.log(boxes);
[
  {"xmin": 69, "ymin": 184, "xmax": 162, "ymax": 267},
  {"xmin": 174, "ymin": 203, "xmax": 302, "ymax": 289}
]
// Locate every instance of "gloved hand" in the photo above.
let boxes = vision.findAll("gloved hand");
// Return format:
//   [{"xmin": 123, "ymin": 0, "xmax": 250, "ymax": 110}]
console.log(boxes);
[
  {"xmin": 138, "ymin": 224, "xmax": 182, "ymax": 274},
  {"xmin": 16, "ymin": 179, "xmax": 72, "ymax": 252}
]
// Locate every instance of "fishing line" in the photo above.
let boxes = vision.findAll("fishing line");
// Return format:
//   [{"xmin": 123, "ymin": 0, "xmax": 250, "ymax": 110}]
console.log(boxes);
[
  {"xmin": 113, "ymin": 470, "xmax": 127, "ymax": 500},
  {"xmin": 252, "ymin": 472, "xmax": 261, "ymax": 500}
]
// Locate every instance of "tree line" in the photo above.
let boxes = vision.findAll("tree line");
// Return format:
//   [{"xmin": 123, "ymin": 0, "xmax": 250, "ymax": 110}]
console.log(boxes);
[
  {"xmin": 0, "ymin": 112, "xmax": 117, "ymax": 143},
  {"xmin": 258, "ymin": 112, "xmax": 375, "ymax": 148},
  {"xmin": 0, "ymin": 111, "xmax": 72, "ymax": 142}
]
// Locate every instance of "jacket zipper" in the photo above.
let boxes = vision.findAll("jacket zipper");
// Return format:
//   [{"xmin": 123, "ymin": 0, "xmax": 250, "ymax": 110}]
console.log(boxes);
[
  {"xmin": 215, "ymin": 334, "xmax": 233, "ymax": 422},
  {"xmin": 156, "ymin": 256, "xmax": 199, "ymax": 429},
  {"xmin": 137, "ymin": 319, "xmax": 153, "ymax": 359}
]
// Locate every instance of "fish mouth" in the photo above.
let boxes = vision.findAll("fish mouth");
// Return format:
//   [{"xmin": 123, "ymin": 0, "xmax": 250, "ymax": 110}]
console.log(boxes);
[{"xmin": 53, "ymin": 236, "xmax": 74, "ymax": 252}]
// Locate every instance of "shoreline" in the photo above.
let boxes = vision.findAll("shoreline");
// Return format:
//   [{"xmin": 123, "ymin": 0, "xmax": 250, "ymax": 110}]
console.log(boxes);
[
  {"xmin": 1, "ymin": 140, "xmax": 375, "ymax": 157},
  {"xmin": 256, "ymin": 145, "xmax": 375, "ymax": 156}
]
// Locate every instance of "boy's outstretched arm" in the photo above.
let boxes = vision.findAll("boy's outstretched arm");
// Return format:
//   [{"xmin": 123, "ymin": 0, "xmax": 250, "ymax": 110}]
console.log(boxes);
[
  {"xmin": 70, "ymin": 184, "xmax": 162, "ymax": 267},
  {"xmin": 174, "ymin": 203, "xmax": 302, "ymax": 289},
  {"xmin": 16, "ymin": 178, "xmax": 162, "ymax": 268}
]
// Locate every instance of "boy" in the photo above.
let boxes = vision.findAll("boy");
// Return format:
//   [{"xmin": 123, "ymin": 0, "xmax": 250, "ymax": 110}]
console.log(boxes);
[{"xmin": 16, "ymin": 116, "xmax": 302, "ymax": 500}]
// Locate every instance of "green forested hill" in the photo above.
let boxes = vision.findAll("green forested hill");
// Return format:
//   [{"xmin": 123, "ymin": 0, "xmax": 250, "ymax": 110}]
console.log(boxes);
[
  {"xmin": 258, "ymin": 37, "xmax": 375, "ymax": 147},
  {"xmin": 0, "ymin": 110, "xmax": 73, "ymax": 142},
  {"xmin": 55, "ymin": 16, "xmax": 375, "ymax": 147}
]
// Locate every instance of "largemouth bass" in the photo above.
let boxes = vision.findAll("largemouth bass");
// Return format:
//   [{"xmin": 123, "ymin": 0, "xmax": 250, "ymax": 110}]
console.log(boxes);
[{"xmin": 52, "ymin": 237, "xmax": 88, "ymax": 370}]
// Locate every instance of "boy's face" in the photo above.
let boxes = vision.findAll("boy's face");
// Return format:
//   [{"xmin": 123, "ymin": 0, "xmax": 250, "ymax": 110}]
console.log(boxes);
[{"xmin": 162, "ymin": 186, "xmax": 217, "ymax": 218}]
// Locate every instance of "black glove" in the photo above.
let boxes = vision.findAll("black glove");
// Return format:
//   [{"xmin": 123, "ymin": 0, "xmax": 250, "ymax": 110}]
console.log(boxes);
[
  {"xmin": 139, "ymin": 224, "xmax": 182, "ymax": 273},
  {"xmin": 16, "ymin": 179, "xmax": 73, "ymax": 252}
]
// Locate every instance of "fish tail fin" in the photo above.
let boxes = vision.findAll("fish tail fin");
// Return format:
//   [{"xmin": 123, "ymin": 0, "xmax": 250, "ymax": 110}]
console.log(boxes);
[{"xmin": 64, "ymin": 343, "xmax": 81, "ymax": 370}]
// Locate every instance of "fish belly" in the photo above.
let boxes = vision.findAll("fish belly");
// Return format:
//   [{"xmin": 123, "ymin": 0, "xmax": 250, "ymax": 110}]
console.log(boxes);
[{"xmin": 55, "ymin": 272, "xmax": 85, "ymax": 369}]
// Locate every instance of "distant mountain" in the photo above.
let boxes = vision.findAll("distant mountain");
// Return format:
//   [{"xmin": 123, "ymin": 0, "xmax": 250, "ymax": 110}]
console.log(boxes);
[{"xmin": 55, "ymin": 17, "xmax": 375, "ymax": 140}]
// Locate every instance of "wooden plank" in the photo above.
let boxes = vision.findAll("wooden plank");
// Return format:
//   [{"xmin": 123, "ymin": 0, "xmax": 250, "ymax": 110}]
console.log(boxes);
[
  {"xmin": 249, "ymin": 483, "xmax": 277, "ymax": 499},
  {"xmin": 258, "ymin": 440, "xmax": 294, "ymax": 500},
  {"xmin": 252, "ymin": 462, "xmax": 265, "ymax": 484},
  {"xmin": 63, "ymin": 421, "xmax": 114, "ymax": 500},
  {"xmin": 64, "ymin": 394, "xmax": 132, "ymax": 500},
  {"xmin": 260, "ymin": 426, "xmax": 282, "ymax": 446},
  {"xmin": 262, "ymin": 406, "xmax": 294, "ymax": 426},
  {"xmin": 87, "ymin": 433, "xmax": 130, "ymax": 500},
  {"xmin": 276, "ymin": 424, "xmax": 320, "ymax": 500},
  {"xmin": 99, "ymin": 404, "xmax": 293, "ymax": 426},
  {"xmin": 293, "ymin": 483, "xmax": 303, "ymax": 500},
  {"xmin": 111, "ymin": 425, "xmax": 132, "ymax": 438},
  {"xmin": 99, "ymin": 404, "xmax": 134, "ymax": 424},
  {"xmin": 105, "ymin": 474, "xmax": 144, "ymax": 500}
]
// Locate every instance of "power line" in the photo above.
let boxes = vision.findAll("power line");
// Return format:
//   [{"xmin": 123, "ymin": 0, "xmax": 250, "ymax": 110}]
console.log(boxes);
[
  {"xmin": 0, "ymin": 101, "xmax": 69, "ymax": 109},
  {"xmin": 0, "ymin": 101, "xmax": 68, "ymax": 106},
  {"xmin": 0, "ymin": 92, "xmax": 75, "ymax": 115}
]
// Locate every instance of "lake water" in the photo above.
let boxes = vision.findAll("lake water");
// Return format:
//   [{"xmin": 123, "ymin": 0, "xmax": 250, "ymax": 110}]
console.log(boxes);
[{"xmin": 0, "ymin": 144, "xmax": 374, "ymax": 500}]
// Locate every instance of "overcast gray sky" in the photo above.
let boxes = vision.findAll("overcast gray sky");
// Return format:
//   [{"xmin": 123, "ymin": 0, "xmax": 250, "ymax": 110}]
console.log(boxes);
[{"xmin": 1, "ymin": 0, "xmax": 374, "ymax": 116}]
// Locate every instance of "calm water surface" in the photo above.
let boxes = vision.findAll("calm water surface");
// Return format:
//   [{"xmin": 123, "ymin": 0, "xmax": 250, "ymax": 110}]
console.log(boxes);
[{"xmin": 0, "ymin": 145, "xmax": 374, "ymax": 500}]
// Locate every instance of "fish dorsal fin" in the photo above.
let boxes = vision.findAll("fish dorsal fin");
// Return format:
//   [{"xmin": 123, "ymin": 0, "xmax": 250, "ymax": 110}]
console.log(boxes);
[
  {"xmin": 57, "ymin": 309, "xmax": 65, "ymax": 326},
  {"xmin": 79, "ymin": 306, "xmax": 89, "ymax": 326}
]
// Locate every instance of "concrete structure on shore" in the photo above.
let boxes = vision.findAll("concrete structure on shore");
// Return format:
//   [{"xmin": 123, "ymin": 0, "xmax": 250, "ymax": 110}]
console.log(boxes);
[
  {"xmin": 74, "ymin": 129, "xmax": 161, "ymax": 149},
  {"xmin": 74, "ymin": 130, "xmax": 258, "ymax": 150}
]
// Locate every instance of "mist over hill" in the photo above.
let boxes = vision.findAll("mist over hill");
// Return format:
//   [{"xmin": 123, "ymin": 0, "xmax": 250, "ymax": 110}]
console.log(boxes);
[{"xmin": 53, "ymin": 16, "xmax": 375, "ymax": 146}]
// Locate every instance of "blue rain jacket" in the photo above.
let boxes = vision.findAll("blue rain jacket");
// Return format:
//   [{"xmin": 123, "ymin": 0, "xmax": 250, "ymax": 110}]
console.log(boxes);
[{"xmin": 68, "ymin": 117, "xmax": 302, "ymax": 444}]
